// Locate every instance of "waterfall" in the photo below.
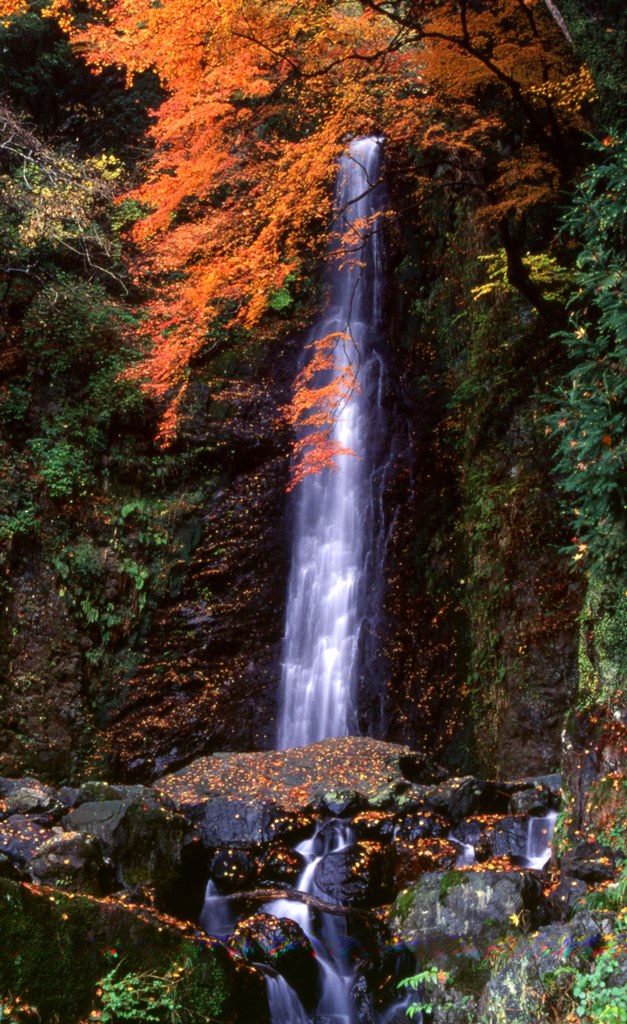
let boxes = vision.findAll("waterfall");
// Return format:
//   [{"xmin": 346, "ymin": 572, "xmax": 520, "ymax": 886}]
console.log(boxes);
[
  {"xmin": 278, "ymin": 135, "xmax": 388, "ymax": 750},
  {"xmin": 524, "ymin": 809, "xmax": 558, "ymax": 870}
]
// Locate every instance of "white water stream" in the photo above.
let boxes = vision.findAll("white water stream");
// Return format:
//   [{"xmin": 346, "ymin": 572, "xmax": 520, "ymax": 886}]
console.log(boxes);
[
  {"xmin": 263, "ymin": 820, "xmax": 356, "ymax": 1023},
  {"xmin": 278, "ymin": 136, "xmax": 386, "ymax": 750}
]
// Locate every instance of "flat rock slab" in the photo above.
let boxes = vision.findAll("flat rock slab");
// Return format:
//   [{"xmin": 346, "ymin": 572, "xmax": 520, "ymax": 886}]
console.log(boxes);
[{"xmin": 154, "ymin": 737, "xmax": 413, "ymax": 816}]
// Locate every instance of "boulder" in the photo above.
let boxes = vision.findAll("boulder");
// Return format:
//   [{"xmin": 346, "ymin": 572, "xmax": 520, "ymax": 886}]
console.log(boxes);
[
  {"xmin": 478, "ymin": 914, "xmax": 603, "ymax": 1024},
  {"xmin": 542, "ymin": 877, "xmax": 588, "ymax": 921},
  {"xmin": 27, "ymin": 831, "xmax": 113, "ymax": 895},
  {"xmin": 351, "ymin": 810, "xmax": 396, "ymax": 842},
  {"xmin": 391, "ymin": 839, "xmax": 458, "ymax": 888},
  {"xmin": 0, "ymin": 815, "xmax": 51, "ymax": 868},
  {"xmin": 422, "ymin": 779, "xmax": 505, "ymax": 823},
  {"xmin": 229, "ymin": 912, "xmax": 318, "ymax": 1009},
  {"xmin": 478, "ymin": 952, "xmax": 549, "ymax": 1024},
  {"xmin": 62, "ymin": 795, "xmax": 190, "ymax": 894},
  {"xmin": 561, "ymin": 840, "xmax": 617, "ymax": 883},
  {"xmin": 258, "ymin": 845, "xmax": 305, "ymax": 886},
  {"xmin": 319, "ymin": 788, "xmax": 365, "ymax": 817},
  {"xmin": 0, "ymin": 778, "xmax": 64, "ymax": 821},
  {"xmin": 509, "ymin": 786, "xmax": 553, "ymax": 816},
  {"xmin": 492, "ymin": 817, "xmax": 530, "ymax": 859},
  {"xmin": 210, "ymin": 847, "xmax": 257, "ymax": 894},
  {"xmin": 395, "ymin": 810, "xmax": 448, "ymax": 842},
  {"xmin": 314, "ymin": 842, "xmax": 389, "ymax": 907},
  {"xmin": 195, "ymin": 798, "xmax": 311, "ymax": 849},
  {"xmin": 389, "ymin": 869, "xmax": 543, "ymax": 950}
]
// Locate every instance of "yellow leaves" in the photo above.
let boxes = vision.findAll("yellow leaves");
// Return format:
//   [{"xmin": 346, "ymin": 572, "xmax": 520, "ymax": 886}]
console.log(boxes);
[{"xmin": 528, "ymin": 65, "xmax": 597, "ymax": 116}]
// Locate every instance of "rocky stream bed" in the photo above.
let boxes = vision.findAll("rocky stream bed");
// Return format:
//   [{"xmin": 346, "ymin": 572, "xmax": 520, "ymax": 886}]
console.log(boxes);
[{"xmin": 0, "ymin": 737, "xmax": 623, "ymax": 1024}]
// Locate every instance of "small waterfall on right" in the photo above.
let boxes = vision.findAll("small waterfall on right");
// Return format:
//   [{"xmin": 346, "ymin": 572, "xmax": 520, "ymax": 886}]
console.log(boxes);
[{"xmin": 524, "ymin": 809, "xmax": 558, "ymax": 870}]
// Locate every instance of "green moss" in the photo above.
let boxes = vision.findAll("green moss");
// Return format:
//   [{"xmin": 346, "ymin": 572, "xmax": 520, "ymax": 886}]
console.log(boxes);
[
  {"xmin": 578, "ymin": 572, "xmax": 627, "ymax": 709},
  {"xmin": 393, "ymin": 887, "xmax": 417, "ymax": 923},
  {"xmin": 0, "ymin": 879, "xmax": 232, "ymax": 1024},
  {"xmin": 439, "ymin": 871, "xmax": 469, "ymax": 902}
]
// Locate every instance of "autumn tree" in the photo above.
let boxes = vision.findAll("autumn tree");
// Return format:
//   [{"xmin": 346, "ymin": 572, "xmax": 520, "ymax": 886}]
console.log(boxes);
[{"xmin": 25, "ymin": 0, "xmax": 590, "ymax": 453}]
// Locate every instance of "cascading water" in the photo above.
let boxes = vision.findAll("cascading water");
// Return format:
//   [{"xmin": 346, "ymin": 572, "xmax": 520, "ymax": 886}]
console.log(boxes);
[
  {"xmin": 524, "ymin": 809, "xmax": 558, "ymax": 870},
  {"xmin": 263, "ymin": 820, "xmax": 358, "ymax": 1022},
  {"xmin": 278, "ymin": 136, "xmax": 389, "ymax": 750}
]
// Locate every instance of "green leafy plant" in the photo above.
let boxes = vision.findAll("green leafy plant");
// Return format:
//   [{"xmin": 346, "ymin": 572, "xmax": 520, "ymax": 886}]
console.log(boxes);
[
  {"xmin": 95, "ymin": 960, "xmax": 189, "ymax": 1024},
  {"xmin": 571, "ymin": 938, "xmax": 627, "ymax": 1023},
  {"xmin": 547, "ymin": 131, "xmax": 627, "ymax": 569},
  {"xmin": 398, "ymin": 966, "xmax": 443, "ymax": 1018}
]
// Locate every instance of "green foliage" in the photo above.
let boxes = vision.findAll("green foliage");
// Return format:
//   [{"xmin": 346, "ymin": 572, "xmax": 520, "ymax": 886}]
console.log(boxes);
[
  {"xmin": 556, "ymin": 0, "xmax": 627, "ymax": 127},
  {"xmin": 398, "ymin": 966, "xmax": 441, "ymax": 1018},
  {"xmin": 29, "ymin": 437, "xmax": 93, "ymax": 498},
  {"xmin": 585, "ymin": 863, "xmax": 627, "ymax": 916},
  {"xmin": 578, "ymin": 573, "xmax": 627, "ymax": 708},
  {"xmin": 22, "ymin": 275, "xmax": 129, "ymax": 378},
  {"xmin": 548, "ymin": 132, "xmax": 627, "ymax": 570},
  {"xmin": 268, "ymin": 272, "xmax": 299, "ymax": 313},
  {"xmin": 0, "ymin": 5, "xmax": 161, "ymax": 161},
  {"xmin": 571, "ymin": 938, "xmax": 627, "ymax": 1023},
  {"xmin": 471, "ymin": 249, "xmax": 572, "ymax": 305},
  {"xmin": 398, "ymin": 967, "xmax": 474, "ymax": 1021},
  {"xmin": 97, "ymin": 961, "xmax": 187, "ymax": 1024}
]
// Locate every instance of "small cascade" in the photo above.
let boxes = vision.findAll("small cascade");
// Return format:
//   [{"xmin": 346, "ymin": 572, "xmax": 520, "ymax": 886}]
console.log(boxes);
[
  {"xmin": 451, "ymin": 838, "xmax": 476, "ymax": 866},
  {"xmin": 523, "ymin": 809, "xmax": 558, "ymax": 870},
  {"xmin": 278, "ymin": 136, "xmax": 391, "ymax": 750},
  {"xmin": 199, "ymin": 879, "xmax": 235, "ymax": 939},
  {"xmin": 263, "ymin": 969, "xmax": 308, "ymax": 1024},
  {"xmin": 263, "ymin": 820, "xmax": 356, "ymax": 1023}
]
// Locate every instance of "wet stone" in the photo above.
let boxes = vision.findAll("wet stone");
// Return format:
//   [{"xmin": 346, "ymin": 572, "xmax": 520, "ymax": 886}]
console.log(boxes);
[
  {"xmin": 27, "ymin": 831, "xmax": 113, "ymax": 895},
  {"xmin": 561, "ymin": 840, "xmax": 617, "ymax": 883},
  {"xmin": 228, "ymin": 912, "xmax": 319, "ymax": 1010},
  {"xmin": 509, "ymin": 787, "xmax": 553, "ymax": 816},
  {"xmin": 0, "ymin": 778, "xmax": 63, "ymax": 821},
  {"xmin": 395, "ymin": 809, "xmax": 448, "ymax": 842},
  {"xmin": 0, "ymin": 815, "xmax": 51, "ymax": 868},
  {"xmin": 258, "ymin": 844, "xmax": 305, "ymax": 886},
  {"xmin": 391, "ymin": 839, "xmax": 458, "ymax": 888},
  {"xmin": 351, "ymin": 810, "xmax": 396, "ymax": 842},
  {"xmin": 314, "ymin": 842, "xmax": 389, "ymax": 907},
  {"xmin": 210, "ymin": 847, "xmax": 256, "ymax": 894}
]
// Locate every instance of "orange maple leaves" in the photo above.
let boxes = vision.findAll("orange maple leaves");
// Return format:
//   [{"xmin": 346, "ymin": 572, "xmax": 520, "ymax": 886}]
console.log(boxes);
[{"xmin": 11, "ymin": 0, "xmax": 584, "ymax": 453}]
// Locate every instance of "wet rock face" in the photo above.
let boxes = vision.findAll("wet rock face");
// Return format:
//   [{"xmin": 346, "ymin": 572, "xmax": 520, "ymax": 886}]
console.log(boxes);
[
  {"xmin": 28, "ymin": 831, "xmax": 112, "ymax": 895},
  {"xmin": 395, "ymin": 809, "xmax": 448, "ymax": 841},
  {"xmin": 0, "ymin": 559, "xmax": 92, "ymax": 781},
  {"xmin": 258, "ymin": 845, "xmax": 305, "ymax": 886},
  {"xmin": 390, "ymin": 869, "xmax": 543, "ymax": 950},
  {"xmin": 59, "ymin": 791, "xmax": 192, "ymax": 899},
  {"xmin": 314, "ymin": 842, "xmax": 389, "ymax": 907},
  {"xmin": 561, "ymin": 841, "xmax": 617, "ymax": 884},
  {"xmin": 390, "ymin": 838, "xmax": 458, "ymax": 888},
  {"xmin": 1, "ymin": 341, "xmax": 296, "ymax": 787},
  {"xmin": 211, "ymin": 847, "xmax": 256, "ymax": 894},
  {"xmin": 106, "ymin": 368, "xmax": 295, "ymax": 782}
]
